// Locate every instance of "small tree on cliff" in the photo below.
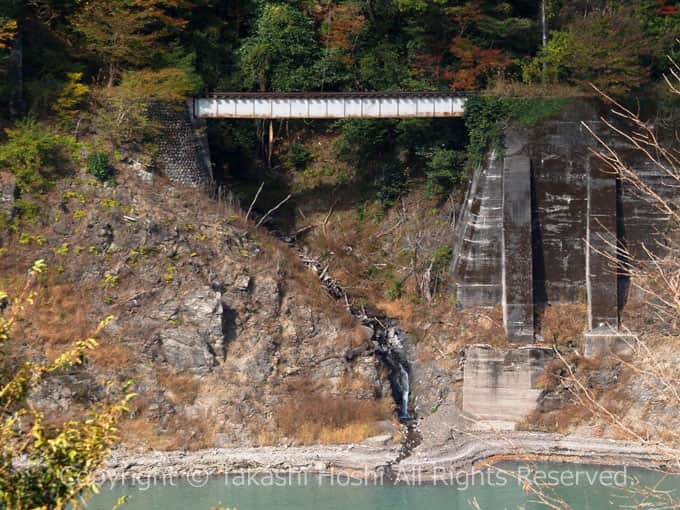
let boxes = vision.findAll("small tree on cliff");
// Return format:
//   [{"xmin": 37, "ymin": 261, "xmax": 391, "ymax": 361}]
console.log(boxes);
[{"xmin": 0, "ymin": 260, "xmax": 133, "ymax": 509}]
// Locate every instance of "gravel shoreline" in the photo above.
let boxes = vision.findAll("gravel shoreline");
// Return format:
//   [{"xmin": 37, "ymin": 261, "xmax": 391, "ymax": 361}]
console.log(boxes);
[{"xmin": 100, "ymin": 432, "xmax": 679, "ymax": 484}]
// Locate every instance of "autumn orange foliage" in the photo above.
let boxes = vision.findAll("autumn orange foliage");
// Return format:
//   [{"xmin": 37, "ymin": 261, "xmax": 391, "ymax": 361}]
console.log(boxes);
[
  {"xmin": 447, "ymin": 36, "xmax": 512, "ymax": 90},
  {"xmin": 321, "ymin": 4, "xmax": 367, "ymax": 65}
]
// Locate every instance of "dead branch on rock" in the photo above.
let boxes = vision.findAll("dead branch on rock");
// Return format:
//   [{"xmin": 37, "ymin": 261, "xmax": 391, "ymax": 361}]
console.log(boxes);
[
  {"xmin": 246, "ymin": 181, "xmax": 265, "ymax": 221},
  {"xmin": 256, "ymin": 194, "xmax": 292, "ymax": 227}
]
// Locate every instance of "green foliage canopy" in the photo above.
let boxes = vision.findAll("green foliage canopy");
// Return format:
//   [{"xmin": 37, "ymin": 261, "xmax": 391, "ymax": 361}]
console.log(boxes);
[
  {"xmin": 0, "ymin": 119, "xmax": 78, "ymax": 194},
  {"xmin": 239, "ymin": 4, "xmax": 320, "ymax": 91}
]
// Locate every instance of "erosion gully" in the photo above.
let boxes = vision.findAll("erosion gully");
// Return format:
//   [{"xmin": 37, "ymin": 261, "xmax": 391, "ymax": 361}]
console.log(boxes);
[{"xmin": 270, "ymin": 228, "xmax": 422, "ymax": 468}]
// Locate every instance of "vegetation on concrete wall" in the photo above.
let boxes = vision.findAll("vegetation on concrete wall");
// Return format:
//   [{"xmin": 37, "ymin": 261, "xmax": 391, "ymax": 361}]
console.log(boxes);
[{"xmin": 464, "ymin": 95, "xmax": 569, "ymax": 168}]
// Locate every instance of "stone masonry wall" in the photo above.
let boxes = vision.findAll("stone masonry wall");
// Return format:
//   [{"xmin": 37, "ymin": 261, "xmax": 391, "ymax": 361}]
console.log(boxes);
[{"xmin": 149, "ymin": 101, "xmax": 213, "ymax": 187}]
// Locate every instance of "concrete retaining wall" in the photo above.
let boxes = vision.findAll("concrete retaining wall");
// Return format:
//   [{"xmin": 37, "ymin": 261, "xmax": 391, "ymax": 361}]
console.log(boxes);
[
  {"xmin": 462, "ymin": 344, "xmax": 554, "ymax": 421},
  {"xmin": 452, "ymin": 99, "xmax": 671, "ymax": 342},
  {"xmin": 450, "ymin": 151, "xmax": 503, "ymax": 307}
]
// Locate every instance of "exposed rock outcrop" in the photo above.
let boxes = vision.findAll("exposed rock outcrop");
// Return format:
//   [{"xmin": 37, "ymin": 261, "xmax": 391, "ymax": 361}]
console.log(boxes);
[
  {"xmin": 3, "ymin": 166, "xmax": 389, "ymax": 448},
  {"xmin": 0, "ymin": 172, "xmax": 16, "ymax": 228}
]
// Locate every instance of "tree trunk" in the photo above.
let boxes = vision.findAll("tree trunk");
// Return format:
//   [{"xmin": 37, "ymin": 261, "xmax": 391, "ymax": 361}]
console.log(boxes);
[{"xmin": 267, "ymin": 119, "xmax": 274, "ymax": 167}]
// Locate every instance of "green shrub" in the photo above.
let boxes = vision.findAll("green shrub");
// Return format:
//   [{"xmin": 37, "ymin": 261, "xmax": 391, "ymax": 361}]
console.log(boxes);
[
  {"xmin": 86, "ymin": 152, "xmax": 114, "ymax": 182},
  {"xmin": 431, "ymin": 246, "xmax": 453, "ymax": 273},
  {"xmin": 0, "ymin": 118, "xmax": 78, "ymax": 193},
  {"xmin": 287, "ymin": 143, "xmax": 312, "ymax": 169},
  {"xmin": 423, "ymin": 147, "xmax": 466, "ymax": 197},
  {"xmin": 375, "ymin": 160, "xmax": 408, "ymax": 207},
  {"xmin": 464, "ymin": 96, "xmax": 568, "ymax": 168},
  {"xmin": 14, "ymin": 199, "xmax": 40, "ymax": 223},
  {"xmin": 337, "ymin": 119, "xmax": 394, "ymax": 164},
  {"xmin": 388, "ymin": 280, "xmax": 404, "ymax": 300},
  {"xmin": 521, "ymin": 31, "xmax": 570, "ymax": 85}
]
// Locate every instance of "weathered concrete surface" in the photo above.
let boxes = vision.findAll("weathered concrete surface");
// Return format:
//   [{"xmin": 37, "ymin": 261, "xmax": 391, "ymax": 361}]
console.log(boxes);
[
  {"xmin": 586, "ymin": 156, "xmax": 619, "ymax": 330},
  {"xmin": 462, "ymin": 344, "xmax": 553, "ymax": 421},
  {"xmin": 502, "ymin": 132, "xmax": 534, "ymax": 342},
  {"xmin": 584, "ymin": 328, "xmax": 636, "ymax": 357},
  {"xmin": 452, "ymin": 99, "xmax": 672, "ymax": 341},
  {"xmin": 451, "ymin": 151, "xmax": 503, "ymax": 307},
  {"xmin": 529, "ymin": 120, "xmax": 590, "ymax": 305}
]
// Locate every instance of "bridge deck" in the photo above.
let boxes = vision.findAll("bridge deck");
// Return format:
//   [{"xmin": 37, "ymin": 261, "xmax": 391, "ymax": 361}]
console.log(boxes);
[{"xmin": 193, "ymin": 92, "xmax": 468, "ymax": 119}]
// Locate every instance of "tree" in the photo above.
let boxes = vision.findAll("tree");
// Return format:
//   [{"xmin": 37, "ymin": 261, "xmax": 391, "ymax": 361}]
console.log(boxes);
[
  {"xmin": 51, "ymin": 72, "xmax": 90, "ymax": 128},
  {"xmin": 0, "ymin": 260, "xmax": 132, "ymax": 509},
  {"xmin": 0, "ymin": 0, "xmax": 16, "ymax": 52},
  {"xmin": 320, "ymin": 2, "xmax": 367, "ymax": 66},
  {"xmin": 70, "ymin": 0, "xmax": 188, "ymax": 86},
  {"xmin": 443, "ymin": 1, "xmax": 529, "ymax": 90},
  {"xmin": 560, "ymin": 7, "xmax": 655, "ymax": 95},
  {"xmin": 0, "ymin": 18, "xmax": 15, "ymax": 50},
  {"xmin": 423, "ymin": 146, "xmax": 465, "ymax": 197},
  {"xmin": 92, "ymin": 66, "xmax": 200, "ymax": 149},
  {"xmin": 239, "ymin": 3, "xmax": 319, "ymax": 91}
]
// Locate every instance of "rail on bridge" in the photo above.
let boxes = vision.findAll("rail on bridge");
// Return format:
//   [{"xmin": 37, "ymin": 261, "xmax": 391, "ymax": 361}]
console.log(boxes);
[{"xmin": 192, "ymin": 91, "xmax": 468, "ymax": 119}]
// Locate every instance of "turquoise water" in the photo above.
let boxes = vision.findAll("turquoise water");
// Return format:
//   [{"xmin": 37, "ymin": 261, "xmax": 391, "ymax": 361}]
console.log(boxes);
[{"xmin": 87, "ymin": 463, "xmax": 680, "ymax": 510}]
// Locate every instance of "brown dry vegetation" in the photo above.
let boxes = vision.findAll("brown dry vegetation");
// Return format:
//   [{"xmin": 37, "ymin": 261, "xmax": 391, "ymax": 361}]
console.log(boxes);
[
  {"xmin": 486, "ymin": 76, "xmax": 587, "ymax": 98},
  {"xmin": 536, "ymin": 303, "xmax": 587, "ymax": 348},
  {"xmin": 276, "ymin": 388, "xmax": 393, "ymax": 445},
  {"xmin": 12, "ymin": 282, "xmax": 97, "ymax": 355},
  {"xmin": 86, "ymin": 340, "xmax": 137, "ymax": 370},
  {"xmin": 286, "ymin": 180, "xmax": 507, "ymax": 366},
  {"xmin": 0, "ymin": 162, "xmax": 375, "ymax": 450},
  {"xmin": 522, "ymin": 353, "xmax": 636, "ymax": 435},
  {"xmin": 121, "ymin": 414, "xmax": 217, "ymax": 451},
  {"xmin": 157, "ymin": 370, "xmax": 201, "ymax": 406}
]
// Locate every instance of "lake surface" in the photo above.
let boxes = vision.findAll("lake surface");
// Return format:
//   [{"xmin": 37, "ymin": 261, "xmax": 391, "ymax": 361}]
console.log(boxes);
[{"xmin": 87, "ymin": 463, "xmax": 680, "ymax": 510}]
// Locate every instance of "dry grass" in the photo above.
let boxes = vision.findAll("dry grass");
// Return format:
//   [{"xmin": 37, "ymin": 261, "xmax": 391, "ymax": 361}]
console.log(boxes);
[
  {"xmin": 87, "ymin": 340, "xmax": 137, "ymax": 369},
  {"xmin": 524, "ymin": 353, "xmax": 639, "ymax": 436},
  {"xmin": 350, "ymin": 324, "xmax": 372, "ymax": 348},
  {"xmin": 14, "ymin": 283, "xmax": 95, "ymax": 352},
  {"xmin": 486, "ymin": 77, "xmax": 587, "ymax": 98},
  {"xmin": 157, "ymin": 370, "xmax": 201, "ymax": 406},
  {"xmin": 536, "ymin": 303, "xmax": 587, "ymax": 348},
  {"xmin": 521, "ymin": 403, "xmax": 592, "ymax": 434},
  {"xmin": 376, "ymin": 299, "xmax": 416, "ymax": 329},
  {"xmin": 122, "ymin": 414, "xmax": 216, "ymax": 451},
  {"xmin": 336, "ymin": 373, "xmax": 376, "ymax": 396},
  {"xmin": 276, "ymin": 389, "xmax": 392, "ymax": 445},
  {"xmin": 251, "ymin": 230, "xmax": 357, "ymax": 329},
  {"xmin": 256, "ymin": 430, "xmax": 277, "ymax": 446}
]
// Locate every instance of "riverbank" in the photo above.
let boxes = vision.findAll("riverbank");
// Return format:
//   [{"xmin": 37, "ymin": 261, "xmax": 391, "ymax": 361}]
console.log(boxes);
[{"xmin": 100, "ymin": 432, "xmax": 679, "ymax": 484}]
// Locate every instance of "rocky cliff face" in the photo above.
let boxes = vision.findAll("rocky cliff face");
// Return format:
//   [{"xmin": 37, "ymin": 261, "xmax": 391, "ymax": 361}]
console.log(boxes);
[{"xmin": 0, "ymin": 165, "xmax": 392, "ymax": 449}]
